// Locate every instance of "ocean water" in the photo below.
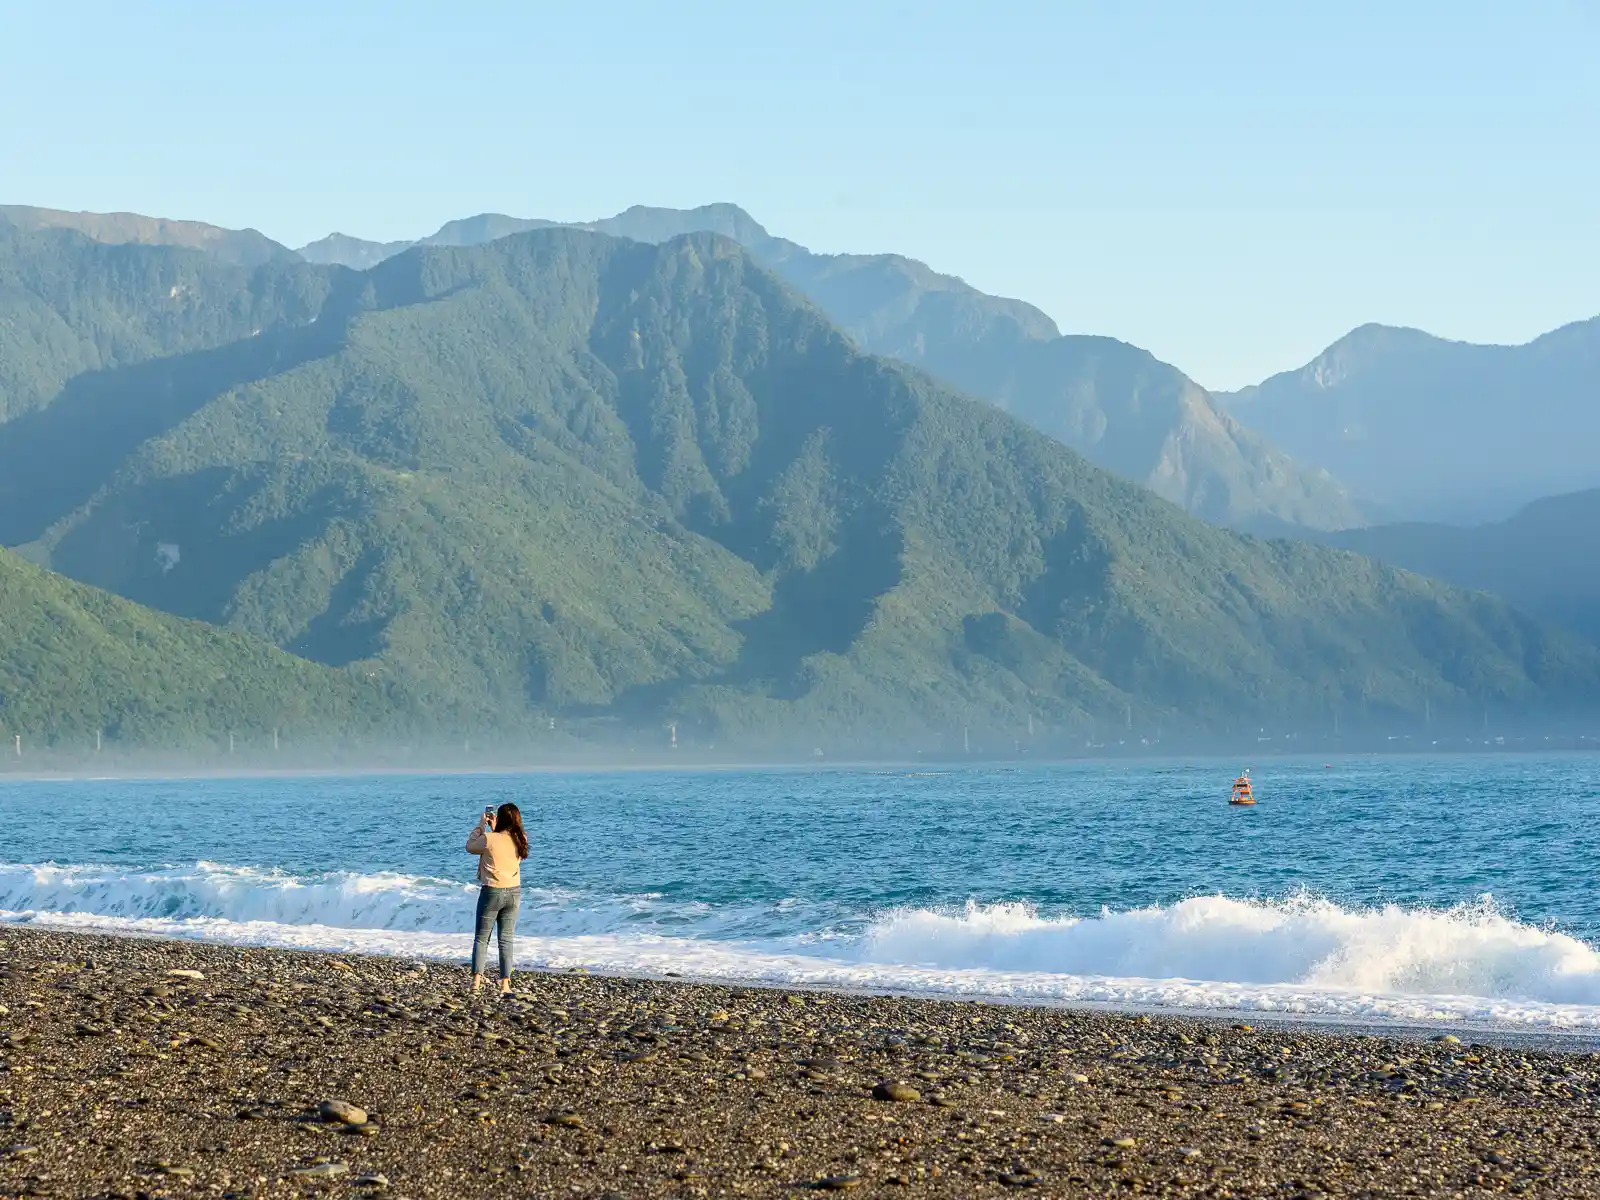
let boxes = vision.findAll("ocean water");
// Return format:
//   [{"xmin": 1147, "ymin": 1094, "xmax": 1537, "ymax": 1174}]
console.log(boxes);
[{"xmin": 3, "ymin": 757, "xmax": 1600, "ymax": 1033}]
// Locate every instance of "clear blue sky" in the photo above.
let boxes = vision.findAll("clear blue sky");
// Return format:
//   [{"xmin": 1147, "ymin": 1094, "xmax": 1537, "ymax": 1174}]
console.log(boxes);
[{"xmin": 3, "ymin": 0, "xmax": 1597, "ymax": 388}]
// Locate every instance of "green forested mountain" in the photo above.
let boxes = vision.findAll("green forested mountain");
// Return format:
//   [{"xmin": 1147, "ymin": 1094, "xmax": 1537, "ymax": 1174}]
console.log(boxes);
[
  {"xmin": 1221, "ymin": 319, "xmax": 1600, "ymax": 523},
  {"xmin": 0, "ymin": 546, "xmax": 408, "ymax": 747},
  {"xmin": 295, "ymin": 205, "xmax": 1368, "ymax": 531},
  {"xmin": 1321, "ymin": 489, "xmax": 1600, "ymax": 645},
  {"xmin": 0, "ymin": 225, "xmax": 336, "ymax": 423},
  {"xmin": 0, "ymin": 224, "xmax": 1593, "ymax": 745},
  {"xmin": 0, "ymin": 205, "xmax": 295, "ymax": 268}
]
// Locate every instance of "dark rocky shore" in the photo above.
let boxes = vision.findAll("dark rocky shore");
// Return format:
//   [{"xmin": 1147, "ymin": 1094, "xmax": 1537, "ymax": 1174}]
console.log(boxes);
[{"xmin": 3, "ymin": 929, "xmax": 1599, "ymax": 1198}]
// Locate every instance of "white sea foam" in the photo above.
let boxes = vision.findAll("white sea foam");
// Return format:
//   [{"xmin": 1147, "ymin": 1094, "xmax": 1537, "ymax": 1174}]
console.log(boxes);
[
  {"xmin": 857, "ymin": 895, "xmax": 1600, "ymax": 1005},
  {"xmin": 0, "ymin": 862, "xmax": 468, "ymax": 930},
  {"xmin": 6, "ymin": 862, "xmax": 1600, "ymax": 1031},
  {"xmin": 0, "ymin": 862, "xmax": 694, "ymax": 937}
]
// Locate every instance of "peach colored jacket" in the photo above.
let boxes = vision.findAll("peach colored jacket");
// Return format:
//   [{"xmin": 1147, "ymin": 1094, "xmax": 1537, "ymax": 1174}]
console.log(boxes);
[{"xmin": 465, "ymin": 824, "xmax": 522, "ymax": 888}]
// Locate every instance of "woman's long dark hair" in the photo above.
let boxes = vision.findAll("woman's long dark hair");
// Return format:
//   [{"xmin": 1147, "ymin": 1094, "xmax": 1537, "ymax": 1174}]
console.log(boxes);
[{"xmin": 493, "ymin": 803, "xmax": 529, "ymax": 859}]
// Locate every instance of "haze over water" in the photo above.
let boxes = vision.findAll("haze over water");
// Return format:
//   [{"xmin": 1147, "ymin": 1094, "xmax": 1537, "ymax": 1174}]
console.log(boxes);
[{"xmin": 4, "ymin": 756, "xmax": 1599, "ymax": 1033}]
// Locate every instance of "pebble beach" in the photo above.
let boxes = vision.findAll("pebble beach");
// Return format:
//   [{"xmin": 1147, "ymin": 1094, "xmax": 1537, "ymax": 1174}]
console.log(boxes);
[{"xmin": 3, "ymin": 928, "xmax": 1599, "ymax": 1199}]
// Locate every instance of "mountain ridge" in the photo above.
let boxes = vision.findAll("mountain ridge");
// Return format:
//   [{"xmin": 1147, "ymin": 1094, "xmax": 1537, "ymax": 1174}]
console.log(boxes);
[
  {"xmin": 297, "ymin": 231, "xmax": 412, "ymax": 271},
  {"xmin": 0, "ymin": 204, "xmax": 296, "ymax": 268},
  {"xmin": 0, "ymin": 223, "xmax": 1592, "ymax": 746},
  {"xmin": 292, "ymin": 203, "xmax": 1366, "ymax": 531},
  {"xmin": 0, "ymin": 223, "xmax": 338, "ymax": 425},
  {"xmin": 1221, "ymin": 316, "xmax": 1600, "ymax": 522}
]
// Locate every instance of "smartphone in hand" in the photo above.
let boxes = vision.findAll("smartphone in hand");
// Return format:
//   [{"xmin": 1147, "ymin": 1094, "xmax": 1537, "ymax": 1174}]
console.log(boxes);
[{"xmin": 483, "ymin": 805, "xmax": 496, "ymax": 827}]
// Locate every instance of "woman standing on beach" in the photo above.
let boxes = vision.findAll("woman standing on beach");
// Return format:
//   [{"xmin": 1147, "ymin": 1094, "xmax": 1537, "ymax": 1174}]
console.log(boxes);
[{"xmin": 466, "ymin": 803, "xmax": 528, "ymax": 995}]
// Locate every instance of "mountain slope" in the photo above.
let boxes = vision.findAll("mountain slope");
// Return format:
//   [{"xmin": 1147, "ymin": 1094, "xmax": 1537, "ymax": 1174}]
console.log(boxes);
[
  {"xmin": 295, "ymin": 204, "xmax": 1367, "ymax": 531},
  {"xmin": 1222, "ymin": 319, "xmax": 1600, "ymax": 522},
  {"xmin": 1, "ymin": 228, "xmax": 1592, "ymax": 744},
  {"xmin": 1323, "ymin": 489, "xmax": 1600, "ymax": 644},
  {"xmin": 576, "ymin": 209, "xmax": 1365, "ymax": 530},
  {"xmin": 0, "ymin": 547, "xmax": 406, "ymax": 747},
  {"xmin": 0, "ymin": 224, "xmax": 337, "ymax": 424},
  {"xmin": 868, "ymin": 331, "xmax": 1359, "ymax": 534},
  {"xmin": 0, "ymin": 205, "xmax": 295, "ymax": 268}
]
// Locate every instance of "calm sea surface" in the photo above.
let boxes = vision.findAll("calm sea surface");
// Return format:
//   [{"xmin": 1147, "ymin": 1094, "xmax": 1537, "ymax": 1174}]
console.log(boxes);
[{"xmin": 3, "ymin": 756, "xmax": 1598, "ymax": 1031}]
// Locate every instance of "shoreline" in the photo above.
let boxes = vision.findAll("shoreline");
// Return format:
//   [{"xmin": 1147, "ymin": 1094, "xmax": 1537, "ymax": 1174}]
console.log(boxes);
[
  {"xmin": 8, "ymin": 914, "xmax": 1600, "ymax": 1054},
  {"xmin": 4, "ymin": 927, "xmax": 1599, "ymax": 1197}
]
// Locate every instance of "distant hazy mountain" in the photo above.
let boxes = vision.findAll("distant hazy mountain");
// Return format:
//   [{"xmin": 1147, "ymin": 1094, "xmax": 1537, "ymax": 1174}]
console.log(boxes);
[
  {"xmin": 297, "ymin": 231, "xmax": 413, "ymax": 270},
  {"xmin": 299, "ymin": 216, "xmax": 567, "ymax": 261},
  {"xmin": 0, "ymin": 204, "xmax": 295, "ymax": 268},
  {"xmin": 296, "ymin": 203, "xmax": 776, "ymax": 264},
  {"xmin": 849, "ymin": 331, "xmax": 1361, "ymax": 535},
  {"xmin": 296, "ymin": 204, "xmax": 1366, "ymax": 530},
  {"xmin": 1, "ymin": 223, "xmax": 1590, "ymax": 745},
  {"xmin": 1222, "ymin": 320, "xmax": 1600, "ymax": 522},
  {"xmin": 1324, "ymin": 489, "xmax": 1600, "ymax": 645}
]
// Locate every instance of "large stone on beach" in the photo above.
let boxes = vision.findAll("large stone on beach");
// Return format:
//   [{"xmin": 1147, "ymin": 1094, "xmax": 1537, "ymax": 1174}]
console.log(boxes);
[
  {"xmin": 815, "ymin": 1175, "xmax": 861, "ymax": 1190},
  {"xmin": 317, "ymin": 1099, "xmax": 368, "ymax": 1126},
  {"xmin": 873, "ymin": 1081, "xmax": 921, "ymax": 1103}
]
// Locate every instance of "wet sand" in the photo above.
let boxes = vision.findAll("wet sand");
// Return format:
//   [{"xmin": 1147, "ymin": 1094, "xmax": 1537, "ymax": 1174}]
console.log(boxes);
[{"xmin": 2, "ymin": 927, "xmax": 1598, "ymax": 1198}]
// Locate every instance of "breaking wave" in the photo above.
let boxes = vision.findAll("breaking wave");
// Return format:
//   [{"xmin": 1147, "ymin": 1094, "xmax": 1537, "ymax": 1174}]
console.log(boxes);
[
  {"xmin": 857, "ymin": 895, "xmax": 1600, "ymax": 1007},
  {"xmin": 5, "ymin": 862, "xmax": 1600, "ymax": 1030}
]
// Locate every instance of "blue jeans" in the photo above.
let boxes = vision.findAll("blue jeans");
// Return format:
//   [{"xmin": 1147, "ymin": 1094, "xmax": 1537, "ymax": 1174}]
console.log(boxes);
[{"xmin": 471, "ymin": 886, "xmax": 521, "ymax": 980}]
